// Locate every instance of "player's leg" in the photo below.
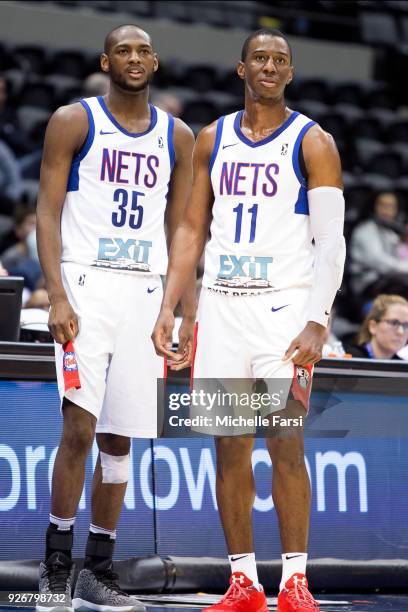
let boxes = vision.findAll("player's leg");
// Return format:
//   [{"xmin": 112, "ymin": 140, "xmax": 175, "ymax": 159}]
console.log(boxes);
[
  {"xmin": 73, "ymin": 275, "xmax": 157, "ymax": 612},
  {"xmin": 37, "ymin": 402, "xmax": 96, "ymax": 612},
  {"xmin": 82, "ymin": 433, "xmax": 130, "ymax": 571},
  {"xmin": 196, "ymin": 290, "xmax": 268, "ymax": 612},
  {"xmin": 38, "ymin": 264, "xmax": 114, "ymax": 612},
  {"xmin": 266, "ymin": 405, "xmax": 318, "ymax": 611},
  {"xmin": 251, "ymin": 289, "xmax": 319, "ymax": 610},
  {"xmin": 266, "ymin": 400, "xmax": 310, "ymax": 578},
  {"xmin": 73, "ymin": 433, "xmax": 145, "ymax": 612}
]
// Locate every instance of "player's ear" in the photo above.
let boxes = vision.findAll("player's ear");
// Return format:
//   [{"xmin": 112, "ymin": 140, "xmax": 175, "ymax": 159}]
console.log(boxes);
[
  {"xmin": 237, "ymin": 61, "xmax": 245, "ymax": 81},
  {"xmin": 100, "ymin": 53, "xmax": 109, "ymax": 74},
  {"xmin": 287, "ymin": 65, "xmax": 294, "ymax": 85},
  {"xmin": 153, "ymin": 53, "xmax": 159, "ymax": 73}
]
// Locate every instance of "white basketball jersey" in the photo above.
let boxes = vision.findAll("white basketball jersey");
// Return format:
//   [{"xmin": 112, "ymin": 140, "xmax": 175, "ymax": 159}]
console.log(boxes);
[
  {"xmin": 61, "ymin": 96, "xmax": 174, "ymax": 275},
  {"xmin": 203, "ymin": 110, "xmax": 316, "ymax": 295}
]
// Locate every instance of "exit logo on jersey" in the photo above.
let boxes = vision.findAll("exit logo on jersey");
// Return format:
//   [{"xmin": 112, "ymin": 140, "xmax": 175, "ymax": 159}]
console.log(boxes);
[
  {"xmin": 94, "ymin": 237, "xmax": 152, "ymax": 272},
  {"xmin": 215, "ymin": 254, "xmax": 274, "ymax": 289}
]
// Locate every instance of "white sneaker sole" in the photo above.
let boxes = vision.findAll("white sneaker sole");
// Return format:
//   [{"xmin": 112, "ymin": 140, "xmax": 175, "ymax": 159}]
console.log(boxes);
[
  {"xmin": 72, "ymin": 598, "xmax": 146, "ymax": 612},
  {"xmin": 36, "ymin": 606, "xmax": 73, "ymax": 612}
]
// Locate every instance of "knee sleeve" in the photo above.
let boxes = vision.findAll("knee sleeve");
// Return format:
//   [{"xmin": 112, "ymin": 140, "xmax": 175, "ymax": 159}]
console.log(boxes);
[{"xmin": 100, "ymin": 451, "xmax": 130, "ymax": 484}]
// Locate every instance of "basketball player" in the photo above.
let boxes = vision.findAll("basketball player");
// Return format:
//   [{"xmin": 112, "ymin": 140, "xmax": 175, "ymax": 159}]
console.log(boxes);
[
  {"xmin": 36, "ymin": 25, "xmax": 195, "ymax": 612},
  {"xmin": 152, "ymin": 29, "xmax": 345, "ymax": 612}
]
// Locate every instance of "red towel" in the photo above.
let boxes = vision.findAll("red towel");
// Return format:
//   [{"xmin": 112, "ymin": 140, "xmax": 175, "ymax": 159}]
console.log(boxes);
[{"xmin": 62, "ymin": 340, "xmax": 81, "ymax": 392}]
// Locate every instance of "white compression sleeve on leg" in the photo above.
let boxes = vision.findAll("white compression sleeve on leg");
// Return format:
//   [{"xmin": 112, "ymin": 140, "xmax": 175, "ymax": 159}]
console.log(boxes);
[
  {"xmin": 308, "ymin": 186, "xmax": 346, "ymax": 327},
  {"xmin": 100, "ymin": 451, "xmax": 130, "ymax": 484}
]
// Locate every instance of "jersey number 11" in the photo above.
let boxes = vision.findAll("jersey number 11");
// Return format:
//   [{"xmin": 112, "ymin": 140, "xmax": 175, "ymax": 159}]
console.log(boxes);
[{"xmin": 233, "ymin": 203, "xmax": 258, "ymax": 243}]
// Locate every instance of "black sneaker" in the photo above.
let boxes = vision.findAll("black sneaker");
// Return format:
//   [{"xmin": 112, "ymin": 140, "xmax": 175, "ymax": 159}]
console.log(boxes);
[
  {"xmin": 37, "ymin": 551, "xmax": 75, "ymax": 612},
  {"xmin": 73, "ymin": 559, "xmax": 145, "ymax": 611}
]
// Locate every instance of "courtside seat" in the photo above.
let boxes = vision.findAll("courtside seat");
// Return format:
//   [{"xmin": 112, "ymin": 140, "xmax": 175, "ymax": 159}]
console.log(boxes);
[
  {"xmin": 351, "ymin": 115, "xmax": 385, "ymax": 142},
  {"xmin": 18, "ymin": 81, "xmax": 56, "ymax": 110},
  {"xmin": 14, "ymin": 45, "xmax": 47, "ymax": 74},
  {"xmin": 3, "ymin": 68, "xmax": 26, "ymax": 99},
  {"xmin": 353, "ymin": 138, "xmax": 385, "ymax": 170},
  {"xmin": 297, "ymin": 78, "xmax": 330, "ymax": 103},
  {"xmin": 386, "ymin": 119, "xmax": 408, "ymax": 144},
  {"xmin": 368, "ymin": 150, "xmax": 403, "ymax": 179},
  {"xmin": 218, "ymin": 69, "xmax": 247, "ymax": 97},
  {"xmin": 184, "ymin": 64, "xmax": 218, "ymax": 92},
  {"xmin": 297, "ymin": 100, "xmax": 328, "ymax": 121},
  {"xmin": 319, "ymin": 111, "xmax": 348, "ymax": 141},
  {"xmin": 359, "ymin": 173, "xmax": 394, "ymax": 192},
  {"xmin": 17, "ymin": 105, "xmax": 51, "ymax": 136},
  {"xmin": 330, "ymin": 81, "xmax": 364, "ymax": 107},
  {"xmin": 47, "ymin": 50, "xmax": 88, "ymax": 79},
  {"xmin": 181, "ymin": 98, "xmax": 219, "ymax": 124},
  {"xmin": 45, "ymin": 74, "xmax": 82, "ymax": 105},
  {"xmin": 363, "ymin": 82, "xmax": 396, "ymax": 110},
  {"xmin": 360, "ymin": 11, "xmax": 399, "ymax": 47}
]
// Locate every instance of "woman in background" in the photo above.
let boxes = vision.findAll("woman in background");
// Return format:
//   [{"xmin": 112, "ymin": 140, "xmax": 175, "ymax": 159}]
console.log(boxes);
[{"xmin": 347, "ymin": 294, "xmax": 408, "ymax": 359}]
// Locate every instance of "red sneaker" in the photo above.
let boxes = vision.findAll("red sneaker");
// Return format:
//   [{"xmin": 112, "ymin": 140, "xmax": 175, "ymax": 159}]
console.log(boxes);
[
  {"xmin": 278, "ymin": 573, "xmax": 319, "ymax": 611},
  {"xmin": 203, "ymin": 572, "xmax": 268, "ymax": 611}
]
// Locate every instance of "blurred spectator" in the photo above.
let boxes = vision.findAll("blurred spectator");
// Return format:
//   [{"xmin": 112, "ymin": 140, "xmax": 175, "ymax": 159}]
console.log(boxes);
[
  {"xmin": 349, "ymin": 191, "xmax": 408, "ymax": 301},
  {"xmin": 346, "ymin": 294, "xmax": 408, "ymax": 359},
  {"xmin": 152, "ymin": 91, "xmax": 183, "ymax": 117},
  {"xmin": 398, "ymin": 227, "xmax": 408, "ymax": 261},
  {"xmin": 83, "ymin": 72, "xmax": 109, "ymax": 97},
  {"xmin": 0, "ymin": 260, "xmax": 8, "ymax": 276},
  {"xmin": 0, "ymin": 74, "xmax": 33, "ymax": 156},
  {"xmin": 0, "ymin": 203, "xmax": 42, "ymax": 290},
  {"xmin": 20, "ymin": 288, "xmax": 51, "ymax": 343},
  {"xmin": 0, "ymin": 139, "xmax": 23, "ymax": 201},
  {"xmin": 24, "ymin": 287, "xmax": 49, "ymax": 310},
  {"xmin": 322, "ymin": 313, "xmax": 347, "ymax": 358}
]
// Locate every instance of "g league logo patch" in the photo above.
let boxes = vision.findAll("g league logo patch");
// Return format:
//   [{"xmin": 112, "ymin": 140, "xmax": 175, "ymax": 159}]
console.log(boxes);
[
  {"xmin": 158, "ymin": 136, "xmax": 164, "ymax": 148},
  {"xmin": 296, "ymin": 366, "xmax": 310, "ymax": 389},
  {"xmin": 63, "ymin": 352, "xmax": 78, "ymax": 372},
  {"xmin": 281, "ymin": 143, "xmax": 288, "ymax": 155}
]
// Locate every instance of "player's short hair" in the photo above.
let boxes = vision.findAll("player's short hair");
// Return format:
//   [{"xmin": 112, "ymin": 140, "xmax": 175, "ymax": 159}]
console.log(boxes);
[
  {"xmin": 104, "ymin": 24, "xmax": 152, "ymax": 54},
  {"xmin": 241, "ymin": 28, "xmax": 292, "ymax": 63}
]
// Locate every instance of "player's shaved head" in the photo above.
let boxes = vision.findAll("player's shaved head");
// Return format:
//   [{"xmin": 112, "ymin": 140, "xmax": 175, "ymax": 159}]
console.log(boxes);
[{"xmin": 104, "ymin": 24, "xmax": 152, "ymax": 54}]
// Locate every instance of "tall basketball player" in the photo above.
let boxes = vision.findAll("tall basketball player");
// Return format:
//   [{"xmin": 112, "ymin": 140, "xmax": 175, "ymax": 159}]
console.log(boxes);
[
  {"xmin": 36, "ymin": 25, "xmax": 195, "ymax": 612},
  {"xmin": 152, "ymin": 29, "xmax": 345, "ymax": 612}
]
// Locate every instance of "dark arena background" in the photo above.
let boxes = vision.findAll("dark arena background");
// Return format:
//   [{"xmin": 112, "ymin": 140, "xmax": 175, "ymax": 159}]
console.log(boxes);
[{"xmin": 0, "ymin": 1, "xmax": 408, "ymax": 611}]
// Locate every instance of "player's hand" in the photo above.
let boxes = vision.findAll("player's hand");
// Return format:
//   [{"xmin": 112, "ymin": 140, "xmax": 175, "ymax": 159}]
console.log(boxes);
[
  {"xmin": 48, "ymin": 296, "xmax": 79, "ymax": 344},
  {"xmin": 151, "ymin": 307, "xmax": 177, "ymax": 360},
  {"xmin": 170, "ymin": 316, "xmax": 195, "ymax": 371},
  {"xmin": 283, "ymin": 321, "xmax": 326, "ymax": 367}
]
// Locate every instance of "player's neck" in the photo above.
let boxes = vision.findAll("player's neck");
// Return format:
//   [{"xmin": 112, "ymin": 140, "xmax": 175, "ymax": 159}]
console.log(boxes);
[
  {"xmin": 242, "ymin": 98, "xmax": 289, "ymax": 133},
  {"xmin": 105, "ymin": 86, "xmax": 151, "ymax": 119}
]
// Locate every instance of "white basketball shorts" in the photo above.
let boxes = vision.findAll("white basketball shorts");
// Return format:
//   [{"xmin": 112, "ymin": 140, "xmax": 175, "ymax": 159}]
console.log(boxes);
[
  {"xmin": 192, "ymin": 287, "xmax": 313, "ymax": 413},
  {"xmin": 55, "ymin": 262, "xmax": 163, "ymax": 438}
]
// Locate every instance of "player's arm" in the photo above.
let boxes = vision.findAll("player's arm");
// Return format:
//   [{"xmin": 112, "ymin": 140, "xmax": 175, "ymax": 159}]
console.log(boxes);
[
  {"xmin": 152, "ymin": 122, "xmax": 216, "ymax": 361},
  {"xmin": 284, "ymin": 125, "xmax": 345, "ymax": 366},
  {"xmin": 164, "ymin": 119, "xmax": 196, "ymax": 366},
  {"xmin": 36, "ymin": 103, "xmax": 88, "ymax": 343}
]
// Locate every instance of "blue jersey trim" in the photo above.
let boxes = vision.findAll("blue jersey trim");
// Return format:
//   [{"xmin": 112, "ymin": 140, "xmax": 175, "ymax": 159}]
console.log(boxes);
[
  {"xmin": 67, "ymin": 99, "xmax": 95, "ymax": 192},
  {"xmin": 97, "ymin": 96, "xmax": 157, "ymax": 138},
  {"xmin": 167, "ymin": 113, "xmax": 175, "ymax": 171},
  {"xmin": 292, "ymin": 120, "xmax": 316, "ymax": 215},
  {"xmin": 233, "ymin": 110, "xmax": 299, "ymax": 148},
  {"xmin": 209, "ymin": 116, "xmax": 225, "ymax": 174}
]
